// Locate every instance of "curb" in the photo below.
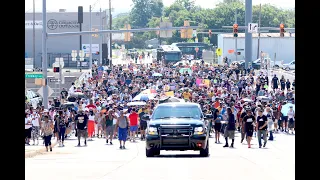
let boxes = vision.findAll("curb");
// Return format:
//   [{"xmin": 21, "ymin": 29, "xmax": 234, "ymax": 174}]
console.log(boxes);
[{"xmin": 25, "ymin": 141, "xmax": 59, "ymax": 158}]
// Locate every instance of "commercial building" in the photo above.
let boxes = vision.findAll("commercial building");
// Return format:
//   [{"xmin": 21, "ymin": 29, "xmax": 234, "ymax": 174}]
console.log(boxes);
[
  {"xmin": 25, "ymin": 10, "xmax": 125, "ymax": 68},
  {"xmin": 217, "ymin": 33, "xmax": 295, "ymax": 64}
]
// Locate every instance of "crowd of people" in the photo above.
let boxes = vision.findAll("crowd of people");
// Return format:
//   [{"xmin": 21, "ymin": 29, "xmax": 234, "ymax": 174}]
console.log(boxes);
[{"xmin": 25, "ymin": 57, "xmax": 295, "ymax": 151}]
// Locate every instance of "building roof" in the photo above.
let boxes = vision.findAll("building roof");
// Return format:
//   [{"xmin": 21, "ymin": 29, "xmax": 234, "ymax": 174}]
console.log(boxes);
[{"xmin": 221, "ymin": 33, "xmax": 295, "ymax": 38}]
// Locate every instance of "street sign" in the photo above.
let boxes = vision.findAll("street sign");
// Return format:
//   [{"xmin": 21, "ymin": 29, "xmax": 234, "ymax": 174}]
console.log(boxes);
[
  {"xmin": 160, "ymin": 22, "xmax": 173, "ymax": 38},
  {"xmin": 49, "ymin": 78, "xmax": 59, "ymax": 82},
  {"xmin": 195, "ymin": 47, "xmax": 199, "ymax": 52},
  {"xmin": 25, "ymin": 73, "xmax": 43, "ymax": 78},
  {"xmin": 216, "ymin": 48, "xmax": 222, "ymax": 56},
  {"xmin": 228, "ymin": 49, "xmax": 234, "ymax": 54},
  {"xmin": 37, "ymin": 85, "xmax": 54, "ymax": 97},
  {"xmin": 248, "ymin": 23, "xmax": 258, "ymax": 33}
]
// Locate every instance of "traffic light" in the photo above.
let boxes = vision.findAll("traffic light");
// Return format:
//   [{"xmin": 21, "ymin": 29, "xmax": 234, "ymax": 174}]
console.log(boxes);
[
  {"xmin": 208, "ymin": 29, "xmax": 212, "ymax": 37},
  {"xmin": 96, "ymin": 51, "xmax": 99, "ymax": 55},
  {"xmin": 53, "ymin": 67, "xmax": 60, "ymax": 73},
  {"xmin": 233, "ymin": 24, "xmax": 238, "ymax": 37},
  {"xmin": 124, "ymin": 24, "xmax": 131, "ymax": 42},
  {"xmin": 181, "ymin": 20, "xmax": 193, "ymax": 38},
  {"xmin": 237, "ymin": 52, "xmax": 241, "ymax": 55},
  {"xmin": 280, "ymin": 23, "xmax": 285, "ymax": 37}
]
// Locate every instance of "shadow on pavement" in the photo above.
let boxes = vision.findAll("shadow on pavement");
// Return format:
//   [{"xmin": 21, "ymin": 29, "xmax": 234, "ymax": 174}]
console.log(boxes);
[{"xmin": 153, "ymin": 154, "xmax": 209, "ymax": 158}]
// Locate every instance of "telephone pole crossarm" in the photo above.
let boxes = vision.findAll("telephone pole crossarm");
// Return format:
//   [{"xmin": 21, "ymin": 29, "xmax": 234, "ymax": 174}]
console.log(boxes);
[{"xmin": 47, "ymin": 26, "xmax": 200, "ymax": 38}]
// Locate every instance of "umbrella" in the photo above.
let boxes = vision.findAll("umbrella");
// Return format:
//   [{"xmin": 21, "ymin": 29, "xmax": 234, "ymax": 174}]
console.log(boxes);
[
  {"xmin": 132, "ymin": 93, "xmax": 155, "ymax": 101},
  {"xmin": 127, "ymin": 101, "xmax": 146, "ymax": 106},
  {"xmin": 256, "ymin": 96, "xmax": 270, "ymax": 102},
  {"xmin": 281, "ymin": 103, "xmax": 295, "ymax": 116},
  {"xmin": 241, "ymin": 98, "xmax": 253, "ymax": 102},
  {"xmin": 152, "ymin": 73, "xmax": 163, "ymax": 77},
  {"xmin": 179, "ymin": 68, "xmax": 192, "ymax": 74}
]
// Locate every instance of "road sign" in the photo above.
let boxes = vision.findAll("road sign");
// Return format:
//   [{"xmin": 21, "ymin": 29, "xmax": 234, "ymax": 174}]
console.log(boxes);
[
  {"xmin": 248, "ymin": 23, "xmax": 258, "ymax": 33},
  {"xmin": 25, "ymin": 73, "xmax": 43, "ymax": 78},
  {"xmin": 49, "ymin": 78, "xmax": 59, "ymax": 82},
  {"xmin": 37, "ymin": 85, "xmax": 54, "ymax": 97},
  {"xmin": 160, "ymin": 22, "xmax": 173, "ymax": 38},
  {"xmin": 72, "ymin": 58, "xmax": 77, "ymax": 61},
  {"xmin": 228, "ymin": 49, "xmax": 234, "ymax": 54},
  {"xmin": 195, "ymin": 47, "xmax": 199, "ymax": 52},
  {"xmin": 216, "ymin": 48, "xmax": 222, "ymax": 56}
]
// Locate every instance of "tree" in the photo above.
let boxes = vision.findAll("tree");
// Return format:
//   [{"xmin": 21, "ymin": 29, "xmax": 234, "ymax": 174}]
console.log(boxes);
[
  {"xmin": 112, "ymin": 14, "xmax": 130, "ymax": 30},
  {"xmin": 129, "ymin": 0, "xmax": 164, "ymax": 28}
]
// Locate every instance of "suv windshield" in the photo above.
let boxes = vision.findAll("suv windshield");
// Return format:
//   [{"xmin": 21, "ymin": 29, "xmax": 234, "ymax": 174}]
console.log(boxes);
[{"xmin": 152, "ymin": 106, "xmax": 202, "ymax": 120}]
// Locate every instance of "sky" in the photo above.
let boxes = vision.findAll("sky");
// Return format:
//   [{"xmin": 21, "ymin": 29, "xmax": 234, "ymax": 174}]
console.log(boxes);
[{"xmin": 25, "ymin": 0, "xmax": 295, "ymax": 14}]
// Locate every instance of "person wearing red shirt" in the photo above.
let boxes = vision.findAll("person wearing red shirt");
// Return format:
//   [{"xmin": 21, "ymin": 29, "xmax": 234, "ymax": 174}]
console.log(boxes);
[
  {"xmin": 128, "ymin": 108, "xmax": 139, "ymax": 142},
  {"xmin": 86, "ymin": 100, "xmax": 97, "ymax": 109}
]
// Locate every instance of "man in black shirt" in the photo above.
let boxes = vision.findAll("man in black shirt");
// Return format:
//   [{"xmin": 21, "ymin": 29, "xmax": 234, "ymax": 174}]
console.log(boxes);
[
  {"xmin": 239, "ymin": 109, "xmax": 247, "ymax": 143},
  {"xmin": 75, "ymin": 109, "xmax": 89, "ymax": 146},
  {"xmin": 271, "ymin": 75, "xmax": 279, "ymax": 90},
  {"xmin": 257, "ymin": 109, "xmax": 268, "ymax": 148},
  {"xmin": 242, "ymin": 108, "xmax": 256, "ymax": 148}
]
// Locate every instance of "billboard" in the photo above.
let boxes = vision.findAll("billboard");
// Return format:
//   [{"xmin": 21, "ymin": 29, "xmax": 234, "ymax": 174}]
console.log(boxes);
[
  {"xmin": 25, "ymin": 21, "xmax": 43, "ymax": 29},
  {"xmin": 82, "ymin": 44, "xmax": 99, "ymax": 54}
]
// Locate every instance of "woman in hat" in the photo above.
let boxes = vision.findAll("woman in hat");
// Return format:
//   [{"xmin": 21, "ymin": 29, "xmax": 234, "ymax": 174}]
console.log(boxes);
[{"xmin": 41, "ymin": 113, "xmax": 54, "ymax": 152}]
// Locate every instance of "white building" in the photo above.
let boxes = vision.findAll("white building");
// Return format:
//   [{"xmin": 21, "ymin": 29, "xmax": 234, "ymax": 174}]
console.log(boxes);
[{"xmin": 217, "ymin": 33, "xmax": 295, "ymax": 64}]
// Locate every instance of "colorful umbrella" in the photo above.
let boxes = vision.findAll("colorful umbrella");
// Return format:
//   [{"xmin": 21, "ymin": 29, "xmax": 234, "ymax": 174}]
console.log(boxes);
[{"xmin": 179, "ymin": 68, "xmax": 192, "ymax": 74}]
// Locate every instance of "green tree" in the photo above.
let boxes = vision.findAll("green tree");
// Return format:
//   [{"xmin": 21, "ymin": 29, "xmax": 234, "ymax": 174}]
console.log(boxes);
[
  {"xmin": 112, "ymin": 13, "xmax": 130, "ymax": 29},
  {"xmin": 129, "ymin": 0, "xmax": 164, "ymax": 28}
]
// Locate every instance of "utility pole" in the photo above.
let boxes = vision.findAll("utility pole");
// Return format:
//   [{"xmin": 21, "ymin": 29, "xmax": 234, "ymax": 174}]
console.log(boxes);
[
  {"xmin": 245, "ymin": 0, "xmax": 253, "ymax": 69},
  {"xmin": 59, "ymin": 59, "xmax": 62, "ymax": 98},
  {"xmin": 109, "ymin": 0, "xmax": 112, "ymax": 66},
  {"xmin": 42, "ymin": 0, "xmax": 48, "ymax": 109},
  {"xmin": 159, "ymin": 17, "xmax": 163, "ymax": 46},
  {"xmin": 99, "ymin": 8, "xmax": 103, "ymax": 65},
  {"xmin": 33, "ymin": 0, "xmax": 36, "ymax": 68},
  {"xmin": 257, "ymin": 3, "xmax": 261, "ymax": 59},
  {"xmin": 234, "ymin": 8, "xmax": 238, "ymax": 62},
  {"xmin": 89, "ymin": 5, "xmax": 92, "ymax": 69}
]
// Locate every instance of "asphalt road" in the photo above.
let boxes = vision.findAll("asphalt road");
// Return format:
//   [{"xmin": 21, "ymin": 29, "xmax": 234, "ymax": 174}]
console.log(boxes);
[{"xmin": 25, "ymin": 131, "xmax": 294, "ymax": 180}]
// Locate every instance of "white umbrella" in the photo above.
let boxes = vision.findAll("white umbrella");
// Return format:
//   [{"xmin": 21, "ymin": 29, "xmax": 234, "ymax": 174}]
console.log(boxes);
[
  {"xmin": 256, "ymin": 96, "xmax": 270, "ymax": 102},
  {"xmin": 281, "ymin": 103, "xmax": 295, "ymax": 116},
  {"xmin": 132, "ymin": 93, "xmax": 155, "ymax": 101},
  {"xmin": 242, "ymin": 98, "xmax": 253, "ymax": 102},
  {"xmin": 127, "ymin": 101, "xmax": 146, "ymax": 106}
]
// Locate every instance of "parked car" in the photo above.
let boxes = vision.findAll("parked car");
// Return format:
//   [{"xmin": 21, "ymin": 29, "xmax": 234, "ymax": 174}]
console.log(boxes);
[
  {"xmin": 253, "ymin": 58, "xmax": 283, "ymax": 69},
  {"xmin": 282, "ymin": 60, "xmax": 295, "ymax": 71},
  {"xmin": 237, "ymin": 61, "xmax": 260, "ymax": 70}
]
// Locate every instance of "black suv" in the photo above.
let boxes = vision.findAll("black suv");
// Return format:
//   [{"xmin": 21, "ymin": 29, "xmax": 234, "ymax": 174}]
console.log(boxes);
[{"xmin": 143, "ymin": 102, "xmax": 210, "ymax": 157}]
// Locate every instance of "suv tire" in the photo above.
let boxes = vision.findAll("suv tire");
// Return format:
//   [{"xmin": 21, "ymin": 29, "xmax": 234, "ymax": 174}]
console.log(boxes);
[
  {"xmin": 146, "ymin": 148, "xmax": 155, "ymax": 157},
  {"xmin": 200, "ymin": 140, "xmax": 209, "ymax": 157}
]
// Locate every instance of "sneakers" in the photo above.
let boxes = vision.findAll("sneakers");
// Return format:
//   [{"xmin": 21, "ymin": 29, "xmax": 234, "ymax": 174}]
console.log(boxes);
[
  {"xmin": 50, "ymin": 147, "xmax": 52, "ymax": 152},
  {"xmin": 84, "ymin": 140, "xmax": 87, "ymax": 146},
  {"xmin": 263, "ymin": 142, "xmax": 266, "ymax": 147},
  {"xmin": 106, "ymin": 139, "xmax": 108, "ymax": 144},
  {"xmin": 110, "ymin": 141, "xmax": 113, "ymax": 145},
  {"xmin": 223, "ymin": 144, "xmax": 229, "ymax": 147},
  {"xmin": 230, "ymin": 143, "xmax": 234, "ymax": 148},
  {"xmin": 120, "ymin": 145, "xmax": 123, "ymax": 149}
]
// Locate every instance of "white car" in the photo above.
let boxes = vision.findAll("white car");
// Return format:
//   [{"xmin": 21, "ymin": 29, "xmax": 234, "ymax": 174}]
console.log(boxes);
[{"xmin": 282, "ymin": 60, "xmax": 295, "ymax": 71}]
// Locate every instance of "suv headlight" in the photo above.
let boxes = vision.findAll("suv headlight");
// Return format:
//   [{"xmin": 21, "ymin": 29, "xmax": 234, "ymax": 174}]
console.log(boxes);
[
  {"xmin": 147, "ymin": 127, "xmax": 158, "ymax": 135},
  {"xmin": 194, "ymin": 126, "xmax": 205, "ymax": 135}
]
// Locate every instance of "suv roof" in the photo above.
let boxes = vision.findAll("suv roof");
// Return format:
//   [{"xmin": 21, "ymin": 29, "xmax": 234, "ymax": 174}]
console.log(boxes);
[{"xmin": 157, "ymin": 102, "xmax": 200, "ymax": 108}]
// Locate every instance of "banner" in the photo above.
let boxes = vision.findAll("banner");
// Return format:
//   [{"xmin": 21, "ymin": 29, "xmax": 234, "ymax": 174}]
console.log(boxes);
[
  {"xmin": 165, "ymin": 91, "xmax": 174, "ymax": 97},
  {"xmin": 196, "ymin": 78, "xmax": 210, "ymax": 87}
]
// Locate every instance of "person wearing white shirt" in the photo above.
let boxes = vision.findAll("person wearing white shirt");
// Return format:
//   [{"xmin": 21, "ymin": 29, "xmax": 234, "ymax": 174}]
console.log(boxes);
[
  {"xmin": 25, "ymin": 113, "xmax": 33, "ymax": 145},
  {"xmin": 30, "ymin": 112, "xmax": 41, "ymax": 145},
  {"xmin": 287, "ymin": 106, "xmax": 295, "ymax": 134}
]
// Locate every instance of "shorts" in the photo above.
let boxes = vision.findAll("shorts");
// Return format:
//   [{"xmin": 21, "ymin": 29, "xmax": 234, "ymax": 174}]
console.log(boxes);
[
  {"xmin": 288, "ymin": 120, "xmax": 295, "ymax": 128},
  {"xmin": 106, "ymin": 125, "xmax": 114, "ymax": 136},
  {"xmin": 77, "ymin": 129, "xmax": 88, "ymax": 138},
  {"xmin": 282, "ymin": 116, "xmax": 288, "ymax": 123},
  {"xmin": 31, "ymin": 126, "xmax": 40, "ymax": 140},
  {"xmin": 25, "ymin": 128, "xmax": 32, "ymax": 139},
  {"xmin": 224, "ymin": 129, "xmax": 235, "ymax": 139},
  {"xmin": 214, "ymin": 123, "xmax": 222, "ymax": 132},
  {"xmin": 140, "ymin": 122, "xmax": 147, "ymax": 130},
  {"xmin": 130, "ymin": 125, "xmax": 138, "ymax": 132},
  {"xmin": 246, "ymin": 129, "xmax": 254, "ymax": 137},
  {"xmin": 118, "ymin": 127, "xmax": 128, "ymax": 141}
]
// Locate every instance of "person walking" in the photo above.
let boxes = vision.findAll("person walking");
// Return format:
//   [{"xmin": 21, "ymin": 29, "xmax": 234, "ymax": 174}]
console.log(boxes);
[
  {"xmin": 265, "ymin": 107, "xmax": 274, "ymax": 141},
  {"xmin": 257, "ymin": 109, "xmax": 268, "ymax": 148},
  {"xmin": 87, "ymin": 109, "xmax": 95, "ymax": 140},
  {"xmin": 213, "ymin": 110, "xmax": 222, "ymax": 143},
  {"xmin": 242, "ymin": 107, "xmax": 255, "ymax": 148},
  {"xmin": 280, "ymin": 75, "xmax": 286, "ymax": 91},
  {"xmin": 105, "ymin": 109, "xmax": 116, "ymax": 145},
  {"xmin": 30, "ymin": 111, "xmax": 41, "ymax": 145},
  {"xmin": 116, "ymin": 110, "xmax": 129, "ymax": 149},
  {"xmin": 286, "ymin": 79, "xmax": 291, "ymax": 91},
  {"xmin": 41, "ymin": 113, "xmax": 54, "ymax": 152},
  {"xmin": 271, "ymin": 103, "xmax": 279, "ymax": 132},
  {"xmin": 25, "ymin": 112, "xmax": 32, "ymax": 145},
  {"xmin": 223, "ymin": 107, "xmax": 236, "ymax": 148},
  {"xmin": 287, "ymin": 106, "xmax": 295, "ymax": 134},
  {"xmin": 129, "ymin": 108, "xmax": 139, "ymax": 142},
  {"xmin": 271, "ymin": 74, "xmax": 279, "ymax": 91},
  {"xmin": 56, "ymin": 110, "xmax": 67, "ymax": 147},
  {"xmin": 75, "ymin": 109, "xmax": 88, "ymax": 146},
  {"xmin": 138, "ymin": 107, "xmax": 148, "ymax": 140}
]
